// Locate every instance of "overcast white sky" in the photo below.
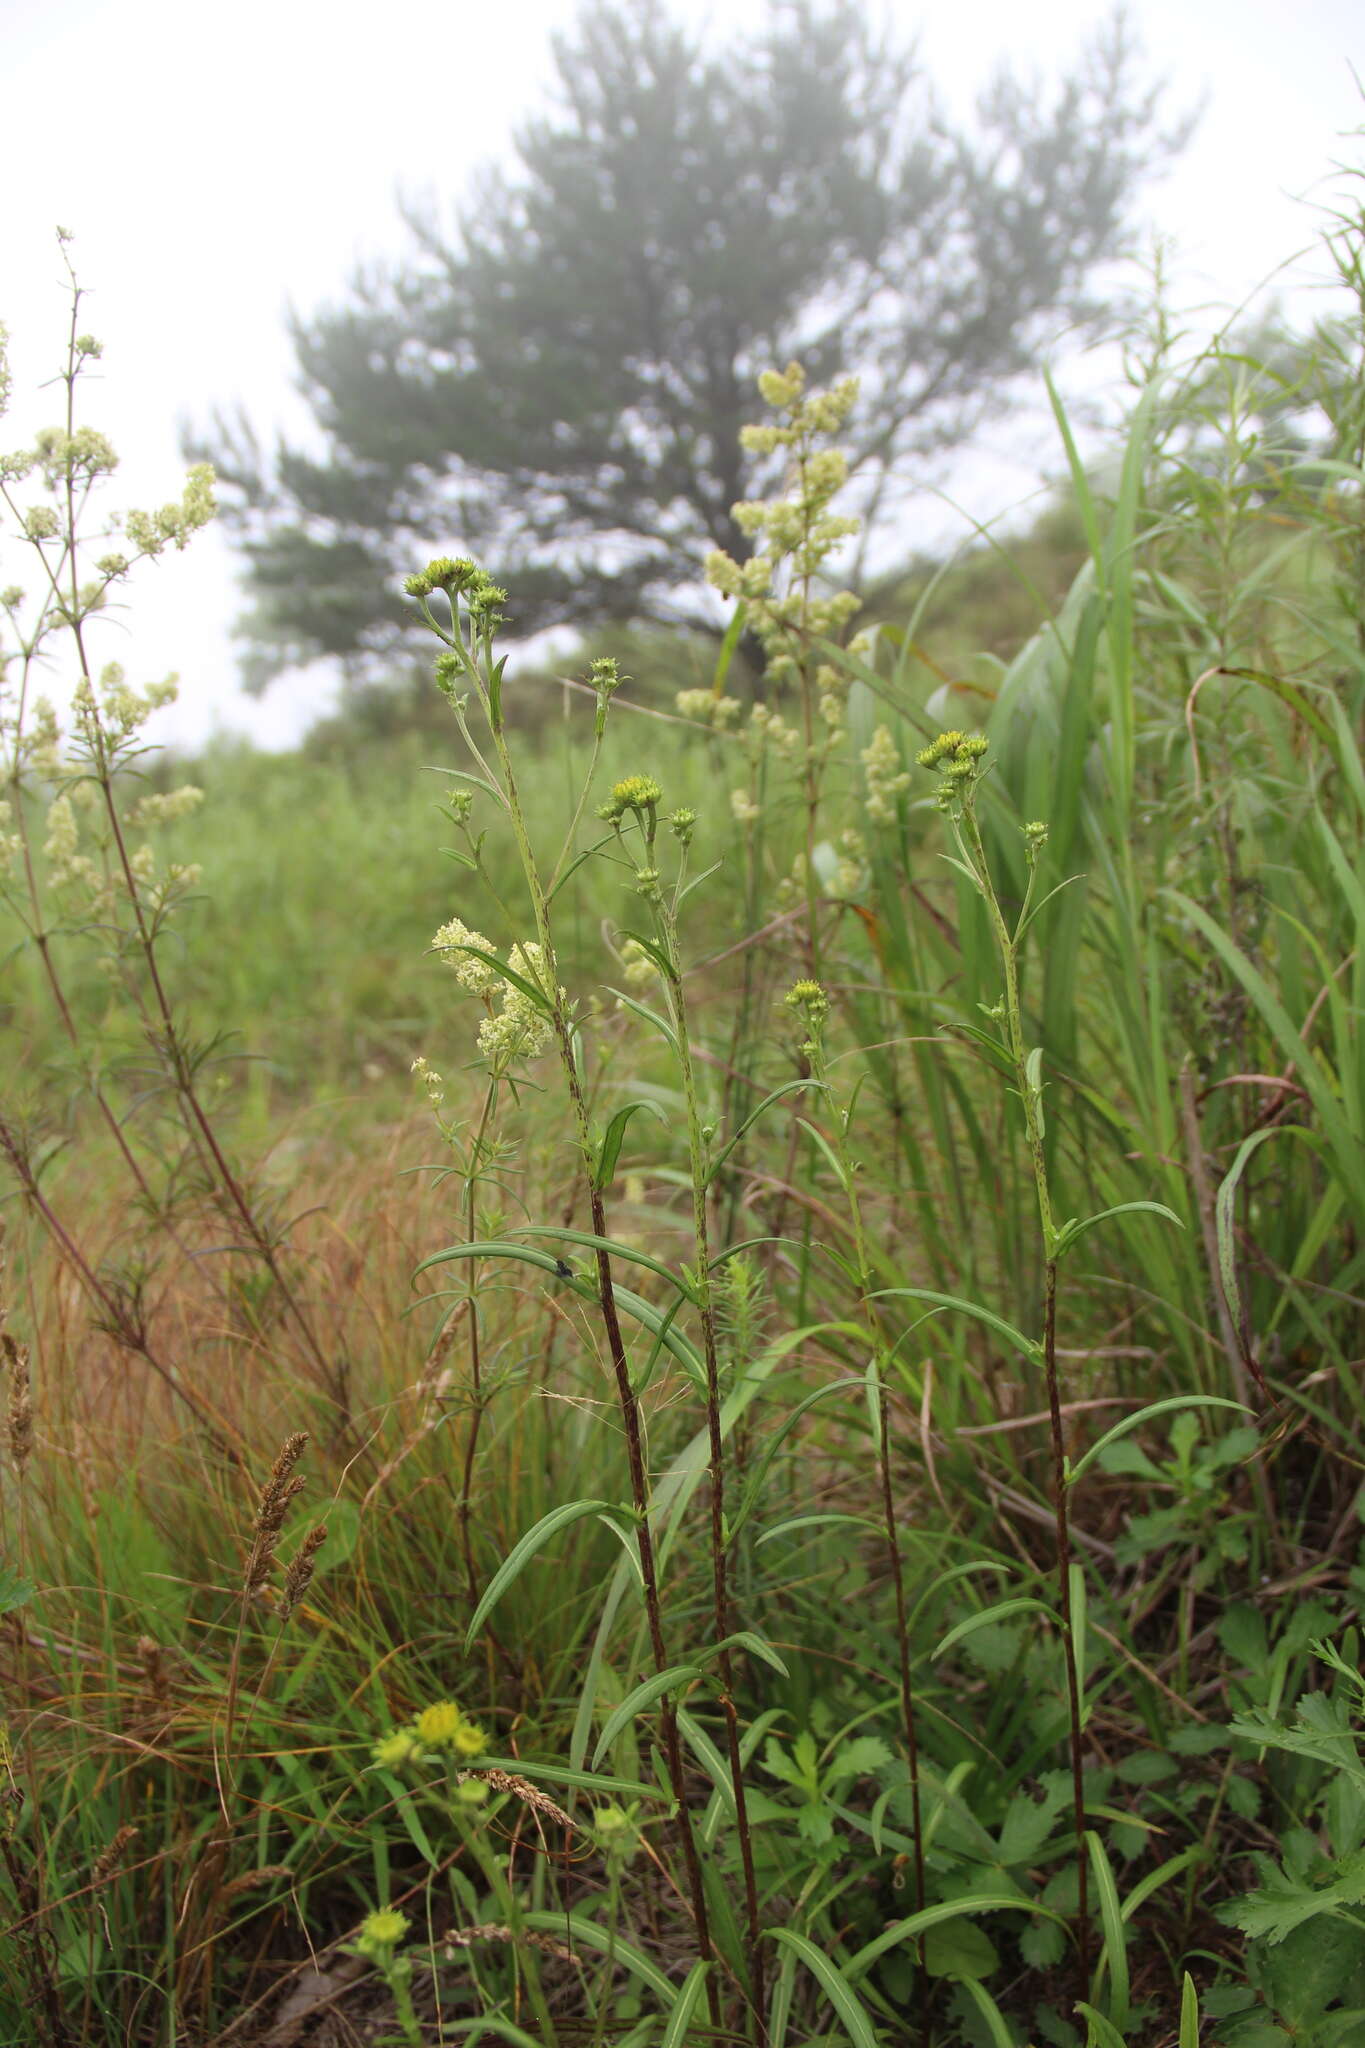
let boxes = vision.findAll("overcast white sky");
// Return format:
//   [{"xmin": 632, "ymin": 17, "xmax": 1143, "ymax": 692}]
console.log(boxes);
[{"xmin": 2, "ymin": 0, "xmax": 1361, "ymax": 750}]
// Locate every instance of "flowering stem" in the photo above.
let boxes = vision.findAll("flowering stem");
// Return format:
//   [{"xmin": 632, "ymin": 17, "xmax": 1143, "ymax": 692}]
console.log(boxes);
[
  {"xmin": 793, "ymin": 988, "xmax": 927, "ymax": 1994},
  {"xmin": 420, "ymin": 586, "xmax": 719, "ymax": 2017},
  {"xmin": 458, "ymin": 1076, "xmax": 500, "ymax": 1608},
  {"xmin": 949, "ymin": 775, "xmax": 1090, "ymax": 1996},
  {"xmin": 656, "ymin": 890, "xmax": 766, "ymax": 2042}
]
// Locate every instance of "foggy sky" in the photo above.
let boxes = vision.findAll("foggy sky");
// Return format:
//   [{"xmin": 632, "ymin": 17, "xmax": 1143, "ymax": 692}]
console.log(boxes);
[{"xmin": 2, "ymin": 0, "xmax": 1361, "ymax": 751}]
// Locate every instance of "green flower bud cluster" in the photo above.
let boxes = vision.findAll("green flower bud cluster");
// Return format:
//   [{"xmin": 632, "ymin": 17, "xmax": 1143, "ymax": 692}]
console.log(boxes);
[
  {"xmin": 355, "ymin": 1907, "xmax": 409, "ymax": 1958},
  {"xmin": 597, "ymin": 774, "xmax": 662, "ymax": 824},
  {"xmin": 916, "ymin": 729, "xmax": 990, "ymax": 812},
  {"xmin": 404, "ymin": 556, "xmax": 507, "ymax": 625},
  {"xmin": 784, "ymin": 978, "xmax": 829, "ymax": 1022}
]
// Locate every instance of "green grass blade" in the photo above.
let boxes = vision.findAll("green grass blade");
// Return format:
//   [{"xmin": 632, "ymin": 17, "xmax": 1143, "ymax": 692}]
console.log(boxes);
[{"xmin": 765, "ymin": 1927, "xmax": 881, "ymax": 2048}]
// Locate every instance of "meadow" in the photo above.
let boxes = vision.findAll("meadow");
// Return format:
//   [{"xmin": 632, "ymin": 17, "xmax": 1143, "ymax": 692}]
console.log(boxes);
[{"xmin": 2, "ymin": 191, "xmax": 1365, "ymax": 2048}]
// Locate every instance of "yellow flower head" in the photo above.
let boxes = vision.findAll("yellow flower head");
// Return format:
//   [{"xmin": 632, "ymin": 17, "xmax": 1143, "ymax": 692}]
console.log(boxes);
[
  {"xmin": 415, "ymin": 1699, "xmax": 465, "ymax": 1749},
  {"xmin": 598, "ymin": 774, "xmax": 663, "ymax": 824},
  {"xmin": 452, "ymin": 1716, "xmax": 489, "ymax": 1759},
  {"xmin": 358, "ymin": 1907, "xmax": 409, "ymax": 1953},
  {"xmin": 372, "ymin": 1729, "xmax": 423, "ymax": 1773}
]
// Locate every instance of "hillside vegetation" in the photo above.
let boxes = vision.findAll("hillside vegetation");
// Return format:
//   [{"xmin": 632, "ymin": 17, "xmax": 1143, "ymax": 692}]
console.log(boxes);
[{"xmin": 2, "ymin": 188, "xmax": 1365, "ymax": 2048}]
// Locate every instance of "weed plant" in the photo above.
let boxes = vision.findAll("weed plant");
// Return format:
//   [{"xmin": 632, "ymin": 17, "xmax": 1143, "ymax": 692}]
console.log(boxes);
[{"xmin": 2, "ymin": 152, "xmax": 1365, "ymax": 2048}]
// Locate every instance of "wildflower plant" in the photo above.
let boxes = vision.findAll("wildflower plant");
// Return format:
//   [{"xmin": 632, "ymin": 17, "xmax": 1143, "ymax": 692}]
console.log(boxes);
[
  {"xmin": 705, "ymin": 362, "xmax": 867, "ymax": 973},
  {"xmin": 403, "ymin": 554, "xmax": 727, "ymax": 2027},
  {"xmin": 0, "ymin": 233, "xmax": 334, "ymax": 1426}
]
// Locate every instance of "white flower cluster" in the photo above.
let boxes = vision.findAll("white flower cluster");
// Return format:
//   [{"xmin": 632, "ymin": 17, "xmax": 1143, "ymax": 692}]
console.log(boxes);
[
  {"xmin": 748, "ymin": 703, "xmax": 798, "ymax": 758},
  {"xmin": 432, "ymin": 916, "xmax": 498, "ymax": 994},
  {"xmin": 431, "ymin": 921, "xmax": 561, "ymax": 1074},
  {"xmin": 43, "ymin": 792, "xmax": 101, "ymax": 898},
  {"xmin": 71, "ymin": 664, "xmax": 179, "ymax": 745},
  {"xmin": 122, "ymin": 464, "xmax": 216, "ymax": 557},
  {"xmin": 476, "ymin": 942, "xmax": 556, "ymax": 1069},
  {"xmin": 410, "ymin": 1054, "xmax": 445, "ymax": 1107},
  {"xmin": 0, "ymin": 798, "xmax": 21, "ymax": 874},
  {"xmin": 675, "ymin": 689, "xmax": 742, "ymax": 730},
  {"xmin": 129, "ymin": 785, "xmax": 204, "ymax": 829},
  {"xmin": 619, "ymin": 937, "xmax": 657, "ymax": 991},
  {"xmin": 862, "ymin": 724, "xmax": 912, "ymax": 822},
  {"xmin": 705, "ymin": 361, "xmax": 862, "ymax": 692}
]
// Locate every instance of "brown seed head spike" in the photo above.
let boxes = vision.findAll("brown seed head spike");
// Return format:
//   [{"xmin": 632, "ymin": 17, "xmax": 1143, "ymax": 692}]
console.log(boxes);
[
  {"xmin": 244, "ymin": 1433, "xmax": 309, "ymax": 1594},
  {"xmin": 278, "ymin": 1525, "xmax": 327, "ymax": 1623}
]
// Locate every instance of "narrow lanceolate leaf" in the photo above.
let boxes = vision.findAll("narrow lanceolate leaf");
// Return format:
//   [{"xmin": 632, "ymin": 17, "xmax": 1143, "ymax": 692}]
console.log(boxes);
[
  {"xmin": 415, "ymin": 1237, "xmax": 573, "ymax": 1282},
  {"xmin": 517, "ymin": 1223, "xmax": 693, "ymax": 1298},
  {"xmin": 1215, "ymin": 1125, "xmax": 1325, "ymax": 1344},
  {"xmin": 1179, "ymin": 1973, "xmax": 1200, "ymax": 2048},
  {"xmin": 933, "ymin": 1598, "xmax": 1057, "ymax": 1661},
  {"xmin": 519, "ymin": 1911, "xmax": 674, "ymax": 2004},
  {"xmin": 592, "ymin": 1097, "xmax": 668, "ymax": 1191},
  {"xmin": 660, "ymin": 1961, "xmax": 711, "ymax": 2048},
  {"xmin": 765, "ymin": 1928, "xmax": 881, "ymax": 2048},
  {"xmin": 955, "ymin": 1977, "xmax": 1015, "ymax": 2048},
  {"xmin": 1073, "ymin": 2006, "xmax": 1127, "ymax": 2048},
  {"xmin": 1066, "ymin": 1396, "xmax": 1252, "ymax": 1487},
  {"xmin": 592, "ymin": 1664, "xmax": 704, "ymax": 1770},
  {"xmin": 704, "ymin": 1077, "xmax": 820, "ymax": 1187},
  {"xmin": 1087, "ymin": 1830, "xmax": 1129, "ymax": 2031},
  {"xmin": 873, "ymin": 1286, "xmax": 1041, "ymax": 1365},
  {"xmin": 1053, "ymin": 1200, "xmax": 1183, "ymax": 1260},
  {"xmin": 465, "ymin": 1500, "xmax": 633, "ymax": 1649},
  {"xmin": 845, "ymin": 1894, "xmax": 1064, "ymax": 1981}
]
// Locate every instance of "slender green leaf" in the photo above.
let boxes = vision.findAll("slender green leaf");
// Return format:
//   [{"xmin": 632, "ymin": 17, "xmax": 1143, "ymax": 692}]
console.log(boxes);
[
  {"xmin": 956, "ymin": 1976, "xmax": 1015, "ymax": 2048},
  {"xmin": 1054, "ymin": 1201, "xmax": 1183, "ymax": 1261},
  {"xmin": 1087, "ymin": 1829, "xmax": 1129, "ymax": 2030},
  {"xmin": 706, "ymin": 1078, "xmax": 820, "ymax": 1187},
  {"xmin": 466, "ymin": 1500, "xmax": 632, "ymax": 1649},
  {"xmin": 593, "ymin": 1098, "xmax": 669, "ymax": 1191},
  {"xmin": 766, "ymin": 1928, "xmax": 880, "ymax": 2048},
  {"xmin": 592, "ymin": 1664, "xmax": 703, "ymax": 1769},
  {"xmin": 1067, "ymin": 1397, "xmax": 1252, "ymax": 1487},
  {"xmin": 520, "ymin": 1911, "xmax": 674, "ymax": 2004},
  {"xmin": 1180, "ymin": 1972, "xmax": 1200, "ymax": 2048},
  {"xmin": 661, "ymin": 1961, "xmax": 712, "ymax": 2048},
  {"xmin": 846, "ymin": 1893, "xmax": 1065, "ymax": 1981},
  {"xmin": 874, "ymin": 1287, "xmax": 1040, "ymax": 1365},
  {"xmin": 933, "ymin": 1599, "xmax": 1056, "ymax": 1660}
]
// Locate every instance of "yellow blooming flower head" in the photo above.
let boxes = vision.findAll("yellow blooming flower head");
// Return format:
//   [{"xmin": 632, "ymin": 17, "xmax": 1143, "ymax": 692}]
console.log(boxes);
[
  {"xmin": 414, "ymin": 1699, "xmax": 465, "ymax": 1749},
  {"xmin": 452, "ymin": 1715, "xmax": 489, "ymax": 1759},
  {"xmin": 357, "ymin": 1907, "xmax": 409, "ymax": 1954},
  {"xmin": 372, "ymin": 1729, "xmax": 423, "ymax": 1773}
]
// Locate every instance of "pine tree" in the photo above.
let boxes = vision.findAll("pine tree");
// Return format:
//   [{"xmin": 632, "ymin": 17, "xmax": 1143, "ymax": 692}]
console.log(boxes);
[{"xmin": 198, "ymin": 0, "xmax": 1182, "ymax": 691}]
